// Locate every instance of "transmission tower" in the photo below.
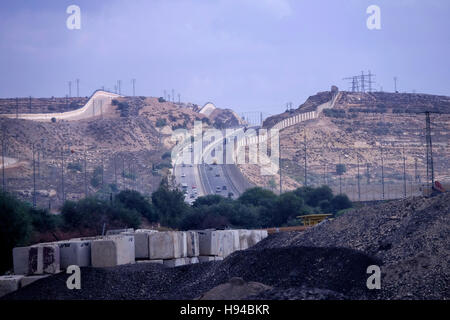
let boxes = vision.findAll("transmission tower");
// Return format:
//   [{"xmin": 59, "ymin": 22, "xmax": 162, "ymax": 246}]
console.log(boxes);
[
  {"xmin": 76, "ymin": 79, "xmax": 80, "ymax": 97},
  {"xmin": 68, "ymin": 81, "xmax": 72, "ymax": 97},
  {"xmin": 132, "ymin": 79, "xmax": 136, "ymax": 97}
]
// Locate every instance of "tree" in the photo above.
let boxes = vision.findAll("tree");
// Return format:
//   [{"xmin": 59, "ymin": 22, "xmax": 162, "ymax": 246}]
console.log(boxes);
[
  {"xmin": 330, "ymin": 194, "xmax": 353, "ymax": 213},
  {"xmin": 238, "ymin": 187, "xmax": 277, "ymax": 207},
  {"xmin": 0, "ymin": 192, "xmax": 33, "ymax": 273},
  {"xmin": 152, "ymin": 178, "xmax": 189, "ymax": 227},
  {"xmin": 115, "ymin": 190, "xmax": 158, "ymax": 223}
]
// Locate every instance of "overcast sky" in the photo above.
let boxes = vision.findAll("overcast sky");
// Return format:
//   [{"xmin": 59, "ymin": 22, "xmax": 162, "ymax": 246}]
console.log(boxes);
[{"xmin": 0, "ymin": 0, "xmax": 449, "ymax": 115}]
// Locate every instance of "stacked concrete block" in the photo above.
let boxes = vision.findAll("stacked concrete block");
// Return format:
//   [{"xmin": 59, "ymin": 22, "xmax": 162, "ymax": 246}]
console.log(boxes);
[
  {"xmin": 198, "ymin": 230, "xmax": 220, "ymax": 256},
  {"xmin": 106, "ymin": 228, "xmax": 134, "ymax": 235},
  {"xmin": 13, "ymin": 244, "xmax": 60, "ymax": 275},
  {"xmin": 260, "ymin": 230, "xmax": 268, "ymax": 240},
  {"xmin": 148, "ymin": 231, "xmax": 182, "ymax": 260},
  {"xmin": 190, "ymin": 257, "xmax": 199, "ymax": 264},
  {"xmin": 0, "ymin": 275, "xmax": 24, "ymax": 298},
  {"xmin": 91, "ymin": 235, "xmax": 135, "ymax": 268},
  {"xmin": 122, "ymin": 232, "xmax": 150, "ymax": 260},
  {"xmin": 163, "ymin": 257, "xmax": 189, "ymax": 268},
  {"xmin": 216, "ymin": 231, "xmax": 234, "ymax": 257},
  {"xmin": 198, "ymin": 256, "xmax": 216, "ymax": 263},
  {"xmin": 186, "ymin": 231, "xmax": 200, "ymax": 257},
  {"xmin": 238, "ymin": 230, "xmax": 251, "ymax": 250},
  {"xmin": 178, "ymin": 232, "xmax": 188, "ymax": 258},
  {"xmin": 248, "ymin": 230, "xmax": 262, "ymax": 247},
  {"xmin": 230, "ymin": 230, "xmax": 241, "ymax": 252},
  {"xmin": 58, "ymin": 240, "xmax": 91, "ymax": 269}
]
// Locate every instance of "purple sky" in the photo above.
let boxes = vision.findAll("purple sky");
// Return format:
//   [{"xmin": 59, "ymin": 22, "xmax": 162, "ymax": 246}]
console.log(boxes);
[{"xmin": 0, "ymin": 0, "xmax": 449, "ymax": 115}]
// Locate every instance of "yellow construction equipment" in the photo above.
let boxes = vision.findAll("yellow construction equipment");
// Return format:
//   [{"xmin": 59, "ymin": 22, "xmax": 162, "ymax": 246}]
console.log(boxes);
[{"xmin": 297, "ymin": 214, "xmax": 332, "ymax": 226}]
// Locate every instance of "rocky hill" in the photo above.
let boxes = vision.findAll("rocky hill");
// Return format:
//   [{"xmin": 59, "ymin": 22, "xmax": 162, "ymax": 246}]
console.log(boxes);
[
  {"xmin": 0, "ymin": 94, "xmax": 243, "ymax": 209},
  {"xmin": 243, "ymin": 90, "xmax": 450, "ymax": 200}
]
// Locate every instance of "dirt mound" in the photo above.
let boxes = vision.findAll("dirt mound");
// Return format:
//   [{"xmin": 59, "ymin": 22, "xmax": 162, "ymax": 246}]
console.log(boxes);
[
  {"xmin": 256, "ymin": 193, "xmax": 450, "ymax": 299},
  {"xmin": 197, "ymin": 277, "xmax": 271, "ymax": 300}
]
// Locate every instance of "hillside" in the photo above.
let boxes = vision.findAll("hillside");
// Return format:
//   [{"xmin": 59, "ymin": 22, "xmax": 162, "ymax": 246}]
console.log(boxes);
[
  {"xmin": 242, "ymin": 90, "xmax": 450, "ymax": 201},
  {"xmin": 0, "ymin": 94, "xmax": 244, "ymax": 209}
]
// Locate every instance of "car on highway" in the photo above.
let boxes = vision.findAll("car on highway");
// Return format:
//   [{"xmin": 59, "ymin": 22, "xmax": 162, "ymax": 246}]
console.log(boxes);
[
  {"xmin": 215, "ymin": 186, "xmax": 221, "ymax": 193},
  {"xmin": 215, "ymin": 172, "xmax": 220, "ymax": 177},
  {"xmin": 181, "ymin": 173, "xmax": 186, "ymax": 178},
  {"xmin": 192, "ymin": 185, "xmax": 197, "ymax": 189},
  {"xmin": 222, "ymin": 185, "xmax": 227, "ymax": 190}
]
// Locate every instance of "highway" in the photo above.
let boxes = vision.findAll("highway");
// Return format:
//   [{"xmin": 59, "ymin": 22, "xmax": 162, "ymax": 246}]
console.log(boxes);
[{"xmin": 172, "ymin": 127, "xmax": 254, "ymax": 203}]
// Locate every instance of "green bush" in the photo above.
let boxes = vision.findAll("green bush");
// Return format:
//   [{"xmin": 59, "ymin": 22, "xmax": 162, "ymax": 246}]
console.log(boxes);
[
  {"xmin": 115, "ymin": 190, "xmax": 158, "ymax": 222},
  {"xmin": 0, "ymin": 192, "xmax": 33, "ymax": 273},
  {"xmin": 156, "ymin": 118, "xmax": 167, "ymax": 127}
]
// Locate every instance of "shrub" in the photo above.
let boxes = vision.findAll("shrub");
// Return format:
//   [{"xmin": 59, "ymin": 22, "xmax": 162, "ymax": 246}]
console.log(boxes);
[
  {"xmin": 115, "ymin": 190, "xmax": 158, "ymax": 223},
  {"xmin": 0, "ymin": 192, "xmax": 33, "ymax": 273},
  {"xmin": 156, "ymin": 118, "xmax": 167, "ymax": 127},
  {"xmin": 158, "ymin": 97, "xmax": 166, "ymax": 103}
]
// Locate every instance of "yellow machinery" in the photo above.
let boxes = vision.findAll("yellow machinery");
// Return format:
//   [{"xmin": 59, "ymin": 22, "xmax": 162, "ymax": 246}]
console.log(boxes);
[{"xmin": 297, "ymin": 214, "xmax": 332, "ymax": 226}]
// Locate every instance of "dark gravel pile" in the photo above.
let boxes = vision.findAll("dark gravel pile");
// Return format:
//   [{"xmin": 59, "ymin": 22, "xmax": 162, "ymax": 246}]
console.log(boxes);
[
  {"xmin": 4, "ymin": 193, "xmax": 448, "ymax": 300},
  {"xmin": 4, "ymin": 246, "xmax": 379, "ymax": 300},
  {"xmin": 255, "ymin": 193, "xmax": 450, "ymax": 299}
]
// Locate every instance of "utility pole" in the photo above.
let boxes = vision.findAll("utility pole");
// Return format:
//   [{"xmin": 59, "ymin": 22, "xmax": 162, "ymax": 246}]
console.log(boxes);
[
  {"xmin": 360, "ymin": 71, "xmax": 365, "ymax": 93},
  {"xmin": 84, "ymin": 146, "xmax": 87, "ymax": 197},
  {"xmin": 1, "ymin": 129, "xmax": 5, "ymax": 191},
  {"xmin": 339, "ymin": 154, "xmax": 342, "ymax": 194},
  {"xmin": 61, "ymin": 147, "xmax": 65, "ymax": 202},
  {"xmin": 132, "ymin": 79, "xmax": 136, "ymax": 97},
  {"xmin": 16, "ymin": 98, "xmax": 19, "ymax": 118},
  {"xmin": 32, "ymin": 144, "xmax": 36, "ymax": 207},
  {"xmin": 76, "ymin": 79, "xmax": 80, "ymax": 97},
  {"xmin": 68, "ymin": 81, "xmax": 72, "ymax": 97},
  {"xmin": 425, "ymin": 112, "xmax": 434, "ymax": 189},
  {"xmin": 357, "ymin": 155, "xmax": 361, "ymax": 201},
  {"xmin": 366, "ymin": 163, "xmax": 370, "ymax": 185},
  {"xmin": 403, "ymin": 147, "xmax": 407, "ymax": 198},
  {"xmin": 29, "ymin": 96, "xmax": 32, "ymax": 113},
  {"xmin": 172, "ymin": 89, "xmax": 175, "ymax": 103},
  {"xmin": 381, "ymin": 146, "xmax": 385, "ymax": 200},
  {"xmin": 414, "ymin": 158, "xmax": 420, "ymax": 182},
  {"xmin": 178, "ymin": 94, "xmax": 180, "ymax": 104},
  {"xmin": 394, "ymin": 77, "xmax": 398, "ymax": 93},
  {"xmin": 279, "ymin": 140, "xmax": 282, "ymax": 194},
  {"xmin": 114, "ymin": 155, "xmax": 117, "ymax": 186},
  {"xmin": 304, "ymin": 132, "xmax": 307, "ymax": 187},
  {"xmin": 164, "ymin": 90, "xmax": 167, "ymax": 100},
  {"xmin": 118, "ymin": 80, "xmax": 122, "ymax": 95}
]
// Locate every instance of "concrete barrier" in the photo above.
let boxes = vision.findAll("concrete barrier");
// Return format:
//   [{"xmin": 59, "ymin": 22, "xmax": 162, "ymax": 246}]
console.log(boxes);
[
  {"xmin": 178, "ymin": 232, "xmax": 188, "ymax": 258},
  {"xmin": 190, "ymin": 257, "xmax": 199, "ymax": 264},
  {"xmin": 58, "ymin": 241, "xmax": 91, "ymax": 269},
  {"xmin": 106, "ymin": 228, "xmax": 134, "ymax": 236},
  {"xmin": 13, "ymin": 244, "xmax": 60, "ymax": 275},
  {"xmin": 217, "ymin": 231, "xmax": 234, "ymax": 257},
  {"xmin": 248, "ymin": 230, "xmax": 262, "ymax": 247},
  {"xmin": 186, "ymin": 231, "xmax": 199, "ymax": 257},
  {"xmin": 237, "ymin": 230, "xmax": 251, "ymax": 250},
  {"xmin": 163, "ymin": 257, "xmax": 188, "ymax": 268},
  {"xmin": 230, "ymin": 230, "xmax": 241, "ymax": 252},
  {"xmin": 198, "ymin": 230, "xmax": 220, "ymax": 256},
  {"xmin": 122, "ymin": 232, "xmax": 150, "ymax": 260},
  {"xmin": 148, "ymin": 232, "xmax": 182, "ymax": 260},
  {"xmin": 198, "ymin": 256, "xmax": 216, "ymax": 263},
  {"xmin": 137, "ymin": 259, "xmax": 164, "ymax": 265},
  {"xmin": 0, "ymin": 275, "xmax": 24, "ymax": 298},
  {"xmin": 91, "ymin": 235, "xmax": 135, "ymax": 268}
]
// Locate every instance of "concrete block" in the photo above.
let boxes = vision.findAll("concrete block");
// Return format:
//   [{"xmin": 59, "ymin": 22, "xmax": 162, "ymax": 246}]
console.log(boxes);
[
  {"xmin": 13, "ymin": 247, "xmax": 32, "ymax": 275},
  {"xmin": 135, "ymin": 229, "xmax": 158, "ymax": 233},
  {"xmin": 58, "ymin": 241, "xmax": 91, "ymax": 269},
  {"xmin": 178, "ymin": 232, "xmax": 188, "ymax": 258},
  {"xmin": 106, "ymin": 228, "xmax": 134, "ymax": 235},
  {"xmin": 190, "ymin": 257, "xmax": 199, "ymax": 264},
  {"xmin": 238, "ymin": 230, "xmax": 251, "ymax": 250},
  {"xmin": 148, "ymin": 231, "xmax": 182, "ymax": 260},
  {"xmin": 163, "ymin": 258, "xmax": 188, "ymax": 268},
  {"xmin": 40, "ymin": 244, "xmax": 60, "ymax": 274},
  {"xmin": 215, "ymin": 256, "xmax": 224, "ymax": 261},
  {"xmin": 248, "ymin": 230, "xmax": 262, "ymax": 247},
  {"xmin": 122, "ymin": 232, "xmax": 149, "ymax": 259},
  {"xmin": 0, "ymin": 275, "xmax": 24, "ymax": 298},
  {"xmin": 216, "ymin": 231, "xmax": 234, "ymax": 257},
  {"xmin": 20, "ymin": 275, "xmax": 50, "ymax": 288},
  {"xmin": 91, "ymin": 235, "xmax": 135, "ymax": 268},
  {"xmin": 137, "ymin": 259, "xmax": 164, "ymax": 265},
  {"xmin": 186, "ymin": 231, "xmax": 200, "ymax": 257},
  {"xmin": 230, "ymin": 230, "xmax": 241, "ymax": 252},
  {"xmin": 260, "ymin": 230, "xmax": 268, "ymax": 239},
  {"xmin": 198, "ymin": 256, "xmax": 216, "ymax": 263},
  {"xmin": 198, "ymin": 230, "xmax": 220, "ymax": 256}
]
